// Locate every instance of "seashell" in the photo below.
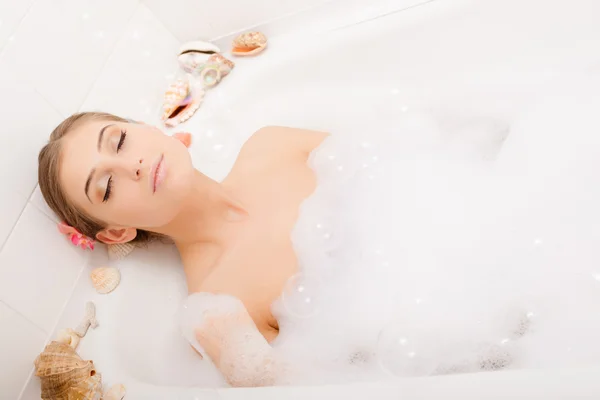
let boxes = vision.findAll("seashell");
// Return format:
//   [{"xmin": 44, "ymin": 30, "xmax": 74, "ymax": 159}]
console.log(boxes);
[
  {"xmin": 35, "ymin": 341, "xmax": 102, "ymax": 400},
  {"xmin": 199, "ymin": 65, "xmax": 222, "ymax": 88},
  {"xmin": 161, "ymin": 78, "xmax": 204, "ymax": 127},
  {"xmin": 104, "ymin": 383, "xmax": 127, "ymax": 400},
  {"xmin": 178, "ymin": 40, "xmax": 220, "ymax": 74},
  {"xmin": 207, "ymin": 53, "xmax": 235, "ymax": 76},
  {"xmin": 56, "ymin": 328, "xmax": 80, "ymax": 349},
  {"xmin": 231, "ymin": 31, "xmax": 267, "ymax": 56},
  {"xmin": 74, "ymin": 302, "xmax": 98, "ymax": 338},
  {"xmin": 179, "ymin": 40, "xmax": 220, "ymax": 56},
  {"xmin": 107, "ymin": 242, "xmax": 135, "ymax": 261},
  {"xmin": 91, "ymin": 267, "xmax": 121, "ymax": 295}
]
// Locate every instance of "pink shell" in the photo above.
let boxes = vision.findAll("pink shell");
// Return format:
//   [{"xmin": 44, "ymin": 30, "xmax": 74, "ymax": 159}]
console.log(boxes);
[{"xmin": 161, "ymin": 79, "xmax": 204, "ymax": 127}]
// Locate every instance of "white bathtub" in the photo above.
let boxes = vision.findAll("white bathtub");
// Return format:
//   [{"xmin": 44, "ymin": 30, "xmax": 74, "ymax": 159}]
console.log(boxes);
[{"xmin": 28, "ymin": 0, "xmax": 600, "ymax": 398}]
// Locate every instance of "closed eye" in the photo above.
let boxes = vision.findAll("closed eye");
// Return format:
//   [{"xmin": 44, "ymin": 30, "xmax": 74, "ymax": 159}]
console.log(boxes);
[
  {"xmin": 117, "ymin": 130, "xmax": 127, "ymax": 152},
  {"xmin": 103, "ymin": 177, "xmax": 113, "ymax": 202}
]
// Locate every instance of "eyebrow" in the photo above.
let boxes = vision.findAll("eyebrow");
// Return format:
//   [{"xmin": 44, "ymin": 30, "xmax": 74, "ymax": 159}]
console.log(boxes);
[
  {"xmin": 85, "ymin": 124, "xmax": 114, "ymax": 202},
  {"xmin": 97, "ymin": 124, "xmax": 113, "ymax": 151}
]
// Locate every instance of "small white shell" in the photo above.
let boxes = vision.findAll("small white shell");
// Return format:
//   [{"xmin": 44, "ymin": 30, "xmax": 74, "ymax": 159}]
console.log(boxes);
[
  {"xmin": 179, "ymin": 40, "xmax": 220, "ymax": 55},
  {"xmin": 56, "ymin": 328, "xmax": 80, "ymax": 349},
  {"xmin": 108, "ymin": 242, "xmax": 135, "ymax": 261},
  {"xmin": 178, "ymin": 41, "xmax": 220, "ymax": 74},
  {"xmin": 104, "ymin": 383, "xmax": 127, "ymax": 400},
  {"xmin": 90, "ymin": 267, "xmax": 121, "ymax": 294}
]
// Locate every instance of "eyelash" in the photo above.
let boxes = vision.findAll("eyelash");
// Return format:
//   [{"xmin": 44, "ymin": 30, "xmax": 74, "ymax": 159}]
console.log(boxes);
[
  {"xmin": 104, "ymin": 130, "xmax": 126, "ymax": 202},
  {"xmin": 117, "ymin": 130, "xmax": 127, "ymax": 152},
  {"xmin": 103, "ymin": 177, "xmax": 113, "ymax": 203}
]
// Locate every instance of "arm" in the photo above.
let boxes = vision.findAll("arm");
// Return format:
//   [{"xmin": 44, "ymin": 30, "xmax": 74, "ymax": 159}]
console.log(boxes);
[{"xmin": 180, "ymin": 293, "xmax": 283, "ymax": 387}]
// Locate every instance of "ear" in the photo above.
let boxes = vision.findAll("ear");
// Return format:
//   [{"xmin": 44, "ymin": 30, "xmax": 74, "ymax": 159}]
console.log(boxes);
[{"xmin": 96, "ymin": 227, "xmax": 137, "ymax": 244}]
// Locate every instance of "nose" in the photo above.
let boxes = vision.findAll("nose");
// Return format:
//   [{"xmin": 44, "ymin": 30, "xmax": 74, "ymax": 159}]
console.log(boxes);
[{"xmin": 113, "ymin": 157, "xmax": 144, "ymax": 181}]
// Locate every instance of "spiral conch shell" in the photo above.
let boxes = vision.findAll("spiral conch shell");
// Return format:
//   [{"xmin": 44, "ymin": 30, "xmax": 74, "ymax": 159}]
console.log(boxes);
[
  {"xmin": 161, "ymin": 78, "xmax": 204, "ymax": 127},
  {"xmin": 35, "ymin": 341, "xmax": 102, "ymax": 400},
  {"xmin": 90, "ymin": 267, "xmax": 120, "ymax": 294},
  {"xmin": 107, "ymin": 242, "xmax": 135, "ymax": 261},
  {"xmin": 231, "ymin": 31, "xmax": 267, "ymax": 56}
]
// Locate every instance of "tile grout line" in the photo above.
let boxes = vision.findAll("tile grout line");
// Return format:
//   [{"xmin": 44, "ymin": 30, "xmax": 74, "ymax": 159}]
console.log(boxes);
[
  {"xmin": 328, "ymin": 0, "xmax": 438, "ymax": 34},
  {"xmin": 17, "ymin": 254, "xmax": 88, "ymax": 400},
  {"xmin": 0, "ymin": 198, "xmax": 29, "ymax": 254},
  {"xmin": 32, "ymin": 87, "xmax": 66, "ymax": 119},
  {"xmin": 140, "ymin": 0, "xmax": 185, "ymax": 45},
  {"xmin": 0, "ymin": 0, "xmax": 38, "ymax": 58},
  {"xmin": 208, "ymin": 0, "xmax": 337, "ymax": 43},
  {"xmin": 0, "ymin": 300, "xmax": 47, "ymax": 336}
]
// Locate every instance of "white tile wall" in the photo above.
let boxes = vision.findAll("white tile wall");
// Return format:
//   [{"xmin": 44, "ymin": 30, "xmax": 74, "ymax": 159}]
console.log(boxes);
[
  {"xmin": 142, "ymin": 0, "xmax": 333, "ymax": 42},
  {"xmin": 0, "ymin": 0, "xmax": 346, "ymax": 398},
  {"xmin": 0, "ymin": 61, "xmax": 64, "ymax": 199},
  {"xmin": 80, "ymin": 4, "xmax": 180, "ymax": 126},
  {"xmin": 0, "ymin": 0, "xmax": 138, "ymax": 117},
  {"xmin": 0, "ymin": 0, "xmax": 34, "ymax": 52},
  {"xmin": 0, "ymin": 302, "xmax": 46, "ymax": 400},
  {"xmin": 0, "ymin": 204, "xmax": 87, "ymax": 333}
]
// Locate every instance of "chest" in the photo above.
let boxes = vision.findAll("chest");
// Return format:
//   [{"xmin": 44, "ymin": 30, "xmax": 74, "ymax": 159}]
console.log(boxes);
[{"xmin": 198, "ymin": 157, "xmax": 317, "ymax": 320}]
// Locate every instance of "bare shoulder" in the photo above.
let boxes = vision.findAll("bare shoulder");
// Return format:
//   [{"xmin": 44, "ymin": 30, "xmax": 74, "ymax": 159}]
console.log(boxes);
[
  {"xmin": 243, "ymin": 126, "xmax": 329, "ymax": 158},
  {"xmin": 179, "ymin": 241, "xmax": 222, "ymax": 293}
]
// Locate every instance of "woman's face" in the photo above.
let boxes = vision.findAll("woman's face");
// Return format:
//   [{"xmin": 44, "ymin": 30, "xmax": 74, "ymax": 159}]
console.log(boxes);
[{"xmin": 60, "ymin": 119, "xmax": 195, "ymax": 237}]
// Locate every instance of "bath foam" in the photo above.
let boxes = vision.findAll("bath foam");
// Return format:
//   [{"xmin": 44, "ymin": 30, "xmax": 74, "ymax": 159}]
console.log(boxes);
[
  {"xmin": 271, "ymin": 82, "xmax": 600, "ymax": 384},
  {"xmin": 179, "ymin": 79, "xmax": 600, "ymax": 386}
]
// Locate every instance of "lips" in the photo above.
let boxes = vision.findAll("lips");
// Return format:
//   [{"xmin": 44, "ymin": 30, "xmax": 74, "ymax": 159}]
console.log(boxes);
[{"xmin": 150, "ymin": 154, "xmax": 165, "ymax": 193}]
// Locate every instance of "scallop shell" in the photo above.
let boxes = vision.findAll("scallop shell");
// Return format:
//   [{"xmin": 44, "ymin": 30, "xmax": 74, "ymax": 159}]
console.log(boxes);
[
  {"xmin": 107, "ymin": 242, "xmax": 135, "ymax": 260},
  {"xmin": 231, "ymin": 31, "xmax": 267, "ymax": 56},
  {"xmin": 35, "ymin": 341, "xmax": 102, "ymax": 400},
  {"xmin": 161, "ymin": 78, "xmax": 204, "ymax": 127},
  {"xmin": 90, "ymin": 267, "xmax": 120, "ymax": 294},
  {"xmin": 56, "ymin": 328, "xmax": 80, "ymax": 349},
  {"xmin": 104, "ymin": 384, "xmax": 127, "ymax": 400}
]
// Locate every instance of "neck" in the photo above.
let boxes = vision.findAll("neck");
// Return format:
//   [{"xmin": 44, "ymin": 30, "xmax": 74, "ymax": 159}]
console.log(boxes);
[{"xmin": 155, "ymin": 170, "xmax": 247, "ymax": 246}]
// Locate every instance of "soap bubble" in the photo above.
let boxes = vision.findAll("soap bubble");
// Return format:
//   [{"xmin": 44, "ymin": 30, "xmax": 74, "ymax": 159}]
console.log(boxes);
[
  {"xmin": 282, "ymin": 273, "xmax": 323, "ymax": 318},
  {"xmin": 377, "ymin": 323, "xmax": 437, "ymax": 376}
]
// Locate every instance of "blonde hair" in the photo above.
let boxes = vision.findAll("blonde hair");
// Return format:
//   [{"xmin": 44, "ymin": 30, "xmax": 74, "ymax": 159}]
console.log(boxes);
[{"xmin": 38, "ymin": 112, "xmax": 158, "ymax": 244}]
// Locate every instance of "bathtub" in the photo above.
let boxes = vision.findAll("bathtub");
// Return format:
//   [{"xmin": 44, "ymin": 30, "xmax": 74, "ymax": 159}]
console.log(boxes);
[{"xmin": 27, "ymin": 0, "xmax": 600, "ymax": 398}]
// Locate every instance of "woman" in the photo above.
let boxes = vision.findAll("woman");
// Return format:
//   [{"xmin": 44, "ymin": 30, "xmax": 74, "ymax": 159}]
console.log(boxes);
[
  {"xmin": 40, "ymin": 109, "xmax": 572, "ymax": 387},
  {"xmin": 39, "ymin": 112, "xmax": 330, "ymax": 386}
]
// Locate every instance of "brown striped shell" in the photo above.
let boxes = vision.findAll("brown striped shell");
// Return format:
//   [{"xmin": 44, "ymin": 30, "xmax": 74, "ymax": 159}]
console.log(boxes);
[{"xmin": 34, "ymin": 341, "xmax": 102, "ymax": 400}]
